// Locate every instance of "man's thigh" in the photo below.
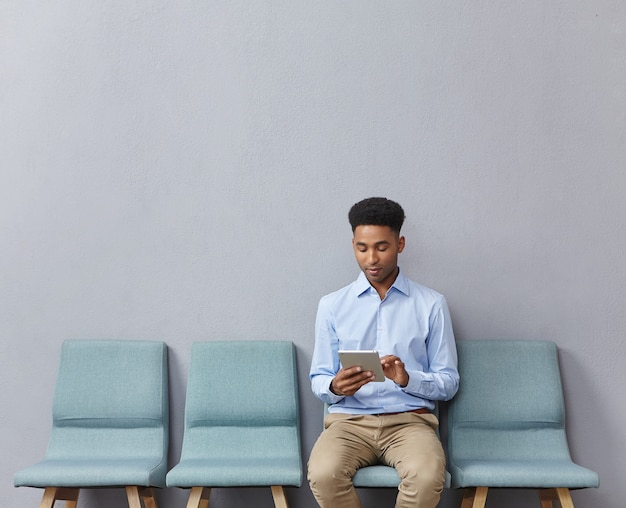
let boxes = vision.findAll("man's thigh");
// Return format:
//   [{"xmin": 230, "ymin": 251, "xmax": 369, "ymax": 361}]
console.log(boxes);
[
  {"xmin": 309, "ymin": 414, "xmax": 379, "ymax": 475},
  {"xmin": 379, "ymin": 413, "xmax": 446, "ymax": 477}
]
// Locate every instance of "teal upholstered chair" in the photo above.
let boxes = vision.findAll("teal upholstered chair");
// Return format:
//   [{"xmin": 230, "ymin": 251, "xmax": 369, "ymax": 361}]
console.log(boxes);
[
  {"xmin": 447, "ymin": 340, "xmax": 599, "ymax": 508},
  {"xmin": 166, "ymin": 341, "xmax": 302, "ymax": 508},
  {"xmin": 14, "ymin": 339, "xmax": 169, "ymax": 508},
  {"xmin": 322, "ymin": 403, "xmax": 451, "ymax": 489}
]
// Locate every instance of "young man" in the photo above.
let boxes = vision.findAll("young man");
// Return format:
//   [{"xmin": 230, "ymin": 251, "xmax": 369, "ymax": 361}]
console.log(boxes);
[{"xmin": 308, "ymin": 197, "xmax": 459, "ymax": 508}]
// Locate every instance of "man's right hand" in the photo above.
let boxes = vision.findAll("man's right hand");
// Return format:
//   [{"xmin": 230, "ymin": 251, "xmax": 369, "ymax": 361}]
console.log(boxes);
[{"xmin": 330, "ymin": 366, "xmax": 375, "ymax": 396}]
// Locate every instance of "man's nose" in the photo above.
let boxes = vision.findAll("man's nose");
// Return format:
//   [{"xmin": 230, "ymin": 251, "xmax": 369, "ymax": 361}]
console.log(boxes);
[{"xmin": 367, "ymin": 250, "xmax": 379, "ymax": 264}]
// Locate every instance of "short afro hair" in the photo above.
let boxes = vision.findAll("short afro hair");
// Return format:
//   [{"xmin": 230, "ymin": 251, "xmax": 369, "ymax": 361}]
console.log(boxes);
[{"xmin": 348, "ymin": 197, "xmax": 405, "ymax": 234}]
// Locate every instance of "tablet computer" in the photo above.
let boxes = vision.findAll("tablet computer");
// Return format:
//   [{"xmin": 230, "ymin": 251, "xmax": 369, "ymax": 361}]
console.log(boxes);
[{"xmin": 338, "ymin": 350, "xmax": 385, "ymax": 382}]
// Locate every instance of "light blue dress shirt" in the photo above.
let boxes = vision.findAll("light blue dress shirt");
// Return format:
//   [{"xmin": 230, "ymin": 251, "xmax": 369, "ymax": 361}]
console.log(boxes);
[{"xmin": 310, "ymin": 269, "xmax": 459, "ymax": 414}]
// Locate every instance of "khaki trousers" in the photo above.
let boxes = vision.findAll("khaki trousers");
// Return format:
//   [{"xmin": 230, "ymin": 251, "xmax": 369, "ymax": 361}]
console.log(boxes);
[{"xmin": 308, "ymin": 412, "xmax": 446, "ymax": 508}]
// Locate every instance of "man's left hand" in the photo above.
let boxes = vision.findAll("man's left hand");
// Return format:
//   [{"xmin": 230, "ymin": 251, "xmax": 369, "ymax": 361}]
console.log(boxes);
[{"xmin": 380, "ymin": 355, "xmax": 409, "ymax": 387}]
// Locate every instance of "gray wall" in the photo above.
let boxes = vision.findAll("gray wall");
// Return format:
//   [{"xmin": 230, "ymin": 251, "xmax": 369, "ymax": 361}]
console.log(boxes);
[{"xmin": 2, "ymin": 2, "xmax": 624, "ymax": 507}]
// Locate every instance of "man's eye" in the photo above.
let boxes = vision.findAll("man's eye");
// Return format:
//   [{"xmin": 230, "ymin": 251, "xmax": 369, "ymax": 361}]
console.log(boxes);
[{"xmin": 377, "ymin": 247, "xmax": 388, "ymax": 252}]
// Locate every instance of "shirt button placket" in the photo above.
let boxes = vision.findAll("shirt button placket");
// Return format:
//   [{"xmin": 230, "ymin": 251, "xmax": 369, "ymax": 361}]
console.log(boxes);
[{"xmin": 376, "ymin": 302, "xmax": 383, "ymax": 348}]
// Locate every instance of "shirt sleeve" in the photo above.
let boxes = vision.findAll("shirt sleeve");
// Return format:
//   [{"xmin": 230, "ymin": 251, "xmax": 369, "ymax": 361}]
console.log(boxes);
[
  {"xmin": 310, "ymin": 297, "xmax": 345, "ymax": 404},
  {"xmin": 401, "ymin": 296, "xmax": 460, "ymax": 401}
]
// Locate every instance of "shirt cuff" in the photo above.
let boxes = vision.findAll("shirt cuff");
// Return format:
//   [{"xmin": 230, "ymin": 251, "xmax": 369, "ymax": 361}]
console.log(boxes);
[
  {"xmin": 400, "ymin": 371, "xmax": 435, "ymax": 398},
  {"xmin": 326, "ymin": 379, "xmax": 345, "ymax": 403}
]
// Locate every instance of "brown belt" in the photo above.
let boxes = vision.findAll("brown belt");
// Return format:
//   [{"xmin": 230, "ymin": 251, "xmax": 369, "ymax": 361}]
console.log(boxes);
[{"xmin": 372, "ymin": 408, "xmax": 430, "ymax": 416}]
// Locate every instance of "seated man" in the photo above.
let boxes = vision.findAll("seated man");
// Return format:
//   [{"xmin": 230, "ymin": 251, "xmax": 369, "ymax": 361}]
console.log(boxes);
[{"xmin": 308, "ymin": 197, "xmax": 459, "ymax": 508}]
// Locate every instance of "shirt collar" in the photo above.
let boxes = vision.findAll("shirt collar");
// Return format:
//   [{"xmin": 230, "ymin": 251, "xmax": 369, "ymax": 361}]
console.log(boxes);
[{"xmin": 353, "ymin": 268, "xmax": 410, "ymax": 297}]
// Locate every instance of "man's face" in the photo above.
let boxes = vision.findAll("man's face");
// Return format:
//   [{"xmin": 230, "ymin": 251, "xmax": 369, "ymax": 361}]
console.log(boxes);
[{"xmin": 352, "ymin": 225, "xmax": 405, "ymax": 293}]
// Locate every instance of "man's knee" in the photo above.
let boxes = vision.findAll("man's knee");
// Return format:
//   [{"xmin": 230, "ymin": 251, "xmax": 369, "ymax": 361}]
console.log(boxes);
[
  {"xmin": 308, "ymin": 455, "xmax": 360, "ymax": 507},
  {"xmin": 397, "ymin": 457, "xmax": 446, "ymax": 492},
  {"xmin": 308, "ymin": 453, "xmax": 350, "ymax": 489}
]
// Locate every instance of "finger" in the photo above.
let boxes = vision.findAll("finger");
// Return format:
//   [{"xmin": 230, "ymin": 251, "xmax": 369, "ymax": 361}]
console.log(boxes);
[
  {"xmin": 380, "ymin": 355, "xmax": 401, "ymax": 367},
  {"xmin": 346, "ymin": 376, "xmax": 373, "ymax": 394},
  {"xmin": 345, "ymin": 371, "xmax": 374, "ymax": 389}
]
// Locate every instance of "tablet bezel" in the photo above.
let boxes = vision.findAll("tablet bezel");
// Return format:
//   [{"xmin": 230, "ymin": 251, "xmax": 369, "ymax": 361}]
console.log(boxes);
[{"xmin": 338, "ymin": 350, "xmax": 386, "ymax": 382}]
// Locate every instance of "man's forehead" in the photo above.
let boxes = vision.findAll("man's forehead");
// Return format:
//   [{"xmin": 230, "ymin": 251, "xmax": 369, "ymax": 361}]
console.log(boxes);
[{"xmin": 353, "ymin": 224, "xmax": 399, "ymax": 241}]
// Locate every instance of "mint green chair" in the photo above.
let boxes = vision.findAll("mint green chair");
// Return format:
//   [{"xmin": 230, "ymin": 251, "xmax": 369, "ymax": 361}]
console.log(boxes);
[
  {"xmin": 447, "ymin": 340, "xmax": 599, "ymax": 508},
  {"xmin": 166, "ymin": 341, "xmax": 302, "ymax": 508},
  {"xmin": 14, "ymin": 339, "xmax": 169, "ymax": 508}
]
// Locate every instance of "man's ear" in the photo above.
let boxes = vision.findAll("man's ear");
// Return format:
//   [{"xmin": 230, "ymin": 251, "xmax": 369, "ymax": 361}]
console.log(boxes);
[{"xmin": 398, "ymin": 235, "xmax": 405, "ymax": 253}]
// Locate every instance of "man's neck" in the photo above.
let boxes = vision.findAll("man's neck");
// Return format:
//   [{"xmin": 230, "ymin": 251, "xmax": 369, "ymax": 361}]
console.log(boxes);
[{"xmin": 371, "ymin": 267, "xmax": 399, "ymax": 299}]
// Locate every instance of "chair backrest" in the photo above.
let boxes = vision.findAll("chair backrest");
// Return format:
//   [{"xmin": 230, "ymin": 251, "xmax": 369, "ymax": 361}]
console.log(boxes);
[
  {"xmin": 179, "ymin": 341, "xmax": 301, "ymax": 467},
  {"xmin": 46, "ymin": 340, "xmax": 169, "ymax": 471},
  {"xmin": 448, "ymin": 340, "xmax": 571, "ymax": 461}
]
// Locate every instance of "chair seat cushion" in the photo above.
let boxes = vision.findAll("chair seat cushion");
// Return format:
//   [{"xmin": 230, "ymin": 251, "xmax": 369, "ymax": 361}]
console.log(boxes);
[
  {"xmin": 14, "ymin": 458, "xmax": 166, "ymax": 488},
  {"xmin": 353, "ymin": 465, "xmax": 401, "ymax": 487},
  {"xmin": 166, "ymin": 457, "xmax": 302, "ymax": 487},
  {"xmin": 353, "ymin": 464, "xmax": 451, "ymax": 489},
  {"xmin": 450, "ymin": 459, "xmax": 599, "ymax": 489}
]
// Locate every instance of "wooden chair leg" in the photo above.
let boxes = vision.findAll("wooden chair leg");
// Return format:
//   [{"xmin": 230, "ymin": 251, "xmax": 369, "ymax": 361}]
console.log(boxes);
[
  {"xmin": 126, "ymin": 486, "xmax": 144, "ymax": 508},
  {"xmin": 40, "ymin": 487, "xmax": 80, "ymax": 508},
  {"xmin": 539, "ymin": 489, "xmax": 556, "ymax": 508},
  {"xmin": 138, "ymin": 487, "xmax": 159, "ymax": 508},
  {"xmin": 460, "ymin": 487, "xmax": 488, "ymax": 508},
  {"xmin": 555, "ymin": 488, "xmax": 574, "ymax": 508},
  {"xmin": 59, "ymin": 488, "xmax": 79, "ymax": 508},
  {"xmin": 186, "ymin": 487, "xmax": 211, "ymax": 508},
  {"xmin": 126, "ymin": 486, "xmax": 162, "ymax": 508},
  {"xmin": 271, "ymin": 486, "xmax": 289, "ymax": 508},
  {"xmin": 40, "ymin": 487, "xmax": 58, "ymax": 508},
  {"xmin": 539, "ymin": 488, "xmax": 574, "ymax": 508},
  {"xmin": 40, "ymin": 487, "xmax": 57, "ymax": 508}
]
